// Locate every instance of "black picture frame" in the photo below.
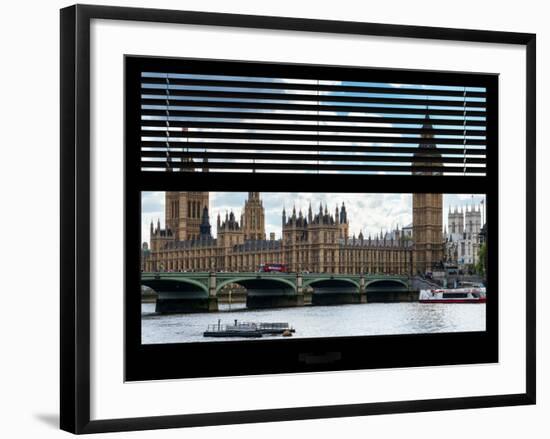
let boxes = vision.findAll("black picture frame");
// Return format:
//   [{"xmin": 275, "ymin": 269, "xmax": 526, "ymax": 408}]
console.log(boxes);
[{"xmin": 60, "ymin": 4, "xmax": 536, "ymax": 434}]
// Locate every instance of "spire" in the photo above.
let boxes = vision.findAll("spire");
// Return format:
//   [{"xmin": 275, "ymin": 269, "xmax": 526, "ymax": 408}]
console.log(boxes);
[
  {"xmin": 199, "ymin": 206, "xmax": 212, "ymax": 239},
  {"xmin": 413, "ymin": 112, "xmax": 440, "ymax": 176},
  {"xmin": 308, "ymin": 202, "xmax": 313, "ymax": 223},
  {"xmin": 420, "ymin": 112, "xmax": 434, "ymax": 144},
  {"xmin": 340, "ymin": 202, "xmax": 347, "ymax": 223}
]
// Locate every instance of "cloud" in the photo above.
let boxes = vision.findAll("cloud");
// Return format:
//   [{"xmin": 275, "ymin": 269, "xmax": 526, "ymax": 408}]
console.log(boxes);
[
  {"xmin": 141, "ymin": 192, "xmax": 487, "ymax": 244},
  {"xmin": 141, "ymin": 191, "xmax": 164, "ymax": 213}
]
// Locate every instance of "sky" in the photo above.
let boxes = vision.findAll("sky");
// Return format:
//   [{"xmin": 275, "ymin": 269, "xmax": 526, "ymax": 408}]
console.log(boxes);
[{"xmin": 141, "ymin": 192, "xmax": 486, "ymax": 244}]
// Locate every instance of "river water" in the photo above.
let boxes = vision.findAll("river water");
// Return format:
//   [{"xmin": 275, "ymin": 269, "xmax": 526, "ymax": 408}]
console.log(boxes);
[{"xmin": 141, "ymin": 302, "xmax": 485, "ymax": 344}]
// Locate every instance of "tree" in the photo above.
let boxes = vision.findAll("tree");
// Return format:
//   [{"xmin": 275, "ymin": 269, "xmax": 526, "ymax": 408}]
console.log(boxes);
[{"xmin": 476, "ymin": 242, "xmax": 487, "ymax": 276}]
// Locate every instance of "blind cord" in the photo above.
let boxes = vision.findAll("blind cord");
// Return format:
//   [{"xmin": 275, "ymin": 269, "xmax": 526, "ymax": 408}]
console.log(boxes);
[
  {"xmin": 165, "ymin": 74, "xmax": 171, "ymax": 172},
  {"xmin": 463, "ymin": 86, "xmax": 467, "ymax": 176},
  {"xmin": 317, "ymin": 79, "xmax": 320, "ymax": 174}
]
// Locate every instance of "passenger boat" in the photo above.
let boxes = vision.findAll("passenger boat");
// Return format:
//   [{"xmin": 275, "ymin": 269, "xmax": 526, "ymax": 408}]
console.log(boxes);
[
  {"xmin": 203, "ymin": 320, "xmax": 295, "ymax": 338},
  {"xmin": 419, "ymin": 287, "xmax": 486, "ymax": 303}
]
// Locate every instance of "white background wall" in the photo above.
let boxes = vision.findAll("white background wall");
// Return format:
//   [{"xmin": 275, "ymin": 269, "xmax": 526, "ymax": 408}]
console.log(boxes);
[{"xmin": 0, "ymin": 0, "xmax": 546, "ymax": 437}]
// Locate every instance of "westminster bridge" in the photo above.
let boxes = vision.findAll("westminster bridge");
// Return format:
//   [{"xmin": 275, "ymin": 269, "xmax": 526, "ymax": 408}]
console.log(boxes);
[{"xmin": 141, "ymin": 271, "xmax": 414, "ymax": 313}]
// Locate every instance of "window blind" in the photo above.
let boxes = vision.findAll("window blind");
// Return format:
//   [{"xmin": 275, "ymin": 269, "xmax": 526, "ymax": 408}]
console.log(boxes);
[{"xmin": 139, "ymin": 69, "xmax": 487, "ymax": 175}]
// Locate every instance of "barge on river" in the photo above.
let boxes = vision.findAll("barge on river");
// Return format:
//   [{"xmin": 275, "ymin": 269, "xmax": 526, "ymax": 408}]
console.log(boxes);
[{"xmin": 204, "ymin": 320, "xmax": 295, "ymax": 338}]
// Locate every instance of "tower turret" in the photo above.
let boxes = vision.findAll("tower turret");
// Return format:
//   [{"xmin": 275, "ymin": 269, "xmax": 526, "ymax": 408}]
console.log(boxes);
[
  {"xmin": 199, "ymin": 206, "xmax": 212, "ymax": 239},
  {"xmin": 338, "ymin": 202, "xmax": 349, "ymax": 240},
  {"xmin": 163, "ymin": 191, "xmax": 210, "ymax": 241},
  {"xmin": 340, "ymin": 202, "xmax": 347, "ymax": 224}
]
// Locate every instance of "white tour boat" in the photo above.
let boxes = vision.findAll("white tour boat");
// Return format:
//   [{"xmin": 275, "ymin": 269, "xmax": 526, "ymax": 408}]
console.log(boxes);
[{"xmin": 419, "ymin": 287, "xmax": 486, "ymax": 303}]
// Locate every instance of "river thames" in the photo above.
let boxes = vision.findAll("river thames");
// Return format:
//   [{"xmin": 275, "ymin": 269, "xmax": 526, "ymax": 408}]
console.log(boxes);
[{"xmin": 141, "ymin": 302, "xmax": 485, "ymax": 344}]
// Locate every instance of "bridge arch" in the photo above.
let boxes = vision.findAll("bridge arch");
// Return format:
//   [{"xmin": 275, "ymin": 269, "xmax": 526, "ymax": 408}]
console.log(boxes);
[
  {"xmin": 365, "ymin": 278, "xmax": 412, "ymax": 303},
  {"xmin": 215, "ymin": 276, "xmax": 296, "ymax": 295},
  {"xmin": 141, "ymin": 277, "xmax": 209, "ymax": 297},
  {"xmin": 216, "ymin": 275, "xmax": 299, "ymax": 309},
  {"xmin": 303, "ymin": 277, "xmax": 360, "ymax": 290},
  {"xmin": 141, "ymin": 276, "xmax": 212, "ymax": 313},
  {"xmin": 365, "ymin": 279, "xmax": 409, "ymax": 290},
  {"xmin": 305, "ymin": 277, "xmax": 361, "ymax": 306}
]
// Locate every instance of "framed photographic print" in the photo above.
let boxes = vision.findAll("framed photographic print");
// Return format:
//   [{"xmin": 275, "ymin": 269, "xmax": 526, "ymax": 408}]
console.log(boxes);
[{"xmin": 60, "ymin": 4, "xmax": 536, "ymax": 434}]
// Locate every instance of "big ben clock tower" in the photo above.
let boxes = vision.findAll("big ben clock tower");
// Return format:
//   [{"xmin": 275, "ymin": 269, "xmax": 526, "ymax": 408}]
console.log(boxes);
[{"xmin": 412, "ymin": 115, "xmax": 444, "ymax": 274}]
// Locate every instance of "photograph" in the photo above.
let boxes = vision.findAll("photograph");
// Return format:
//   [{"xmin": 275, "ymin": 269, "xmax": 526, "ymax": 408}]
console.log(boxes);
[
  {"xmin": 123, "ymin": 54, "xmax": 499, "ymax": 380},
  {"xmin": 140, "ymin": 191, "xmax": 487, "ymax": 343},
  {"xmin": 133, "ymin": 58, "xmax": 492, "ymax": 346}
]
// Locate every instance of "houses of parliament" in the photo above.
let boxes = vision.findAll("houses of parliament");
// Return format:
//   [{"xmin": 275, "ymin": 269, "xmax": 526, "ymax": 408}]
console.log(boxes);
[{"xmin": 142, "ymin": 191, "xmax": 444, "ymax": 275}]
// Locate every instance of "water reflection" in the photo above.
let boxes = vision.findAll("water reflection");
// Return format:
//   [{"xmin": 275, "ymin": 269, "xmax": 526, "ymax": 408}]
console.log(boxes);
[{"xmin": 141, "ymin": 302, "xmax": 485, "ymax": 344}]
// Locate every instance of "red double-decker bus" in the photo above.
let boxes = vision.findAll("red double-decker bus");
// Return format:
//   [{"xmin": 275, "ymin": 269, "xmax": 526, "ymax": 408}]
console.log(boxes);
[{"xmin": 258, "ymin": 263, "xmax": 287, "ymax": 273}]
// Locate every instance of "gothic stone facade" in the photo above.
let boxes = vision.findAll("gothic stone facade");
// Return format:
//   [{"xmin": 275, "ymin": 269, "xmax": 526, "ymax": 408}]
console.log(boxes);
[
  {"xmin": 445, "ymin": 205, "xmax": 483, "ymax": 268},
  {"xmin": 143, "ymin": 191, "xmax": 444, "ymax": 275}
]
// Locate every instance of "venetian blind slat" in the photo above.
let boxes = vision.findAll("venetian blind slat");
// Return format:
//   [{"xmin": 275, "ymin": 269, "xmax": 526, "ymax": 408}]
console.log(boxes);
[{"xmin": 139, "ymin": 70, "xmax": 487, "ymax": 175}]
